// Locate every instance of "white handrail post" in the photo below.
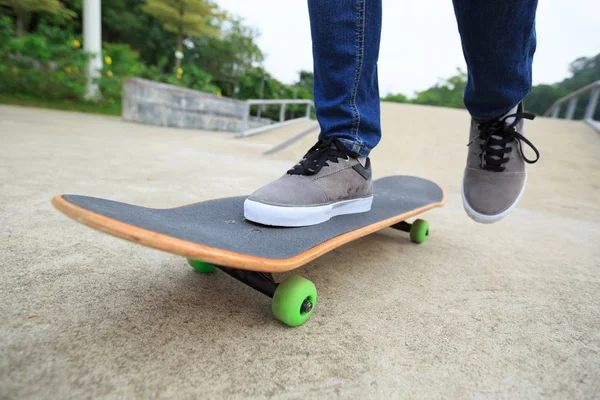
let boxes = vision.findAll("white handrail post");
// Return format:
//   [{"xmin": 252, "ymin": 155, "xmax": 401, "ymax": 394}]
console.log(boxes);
[
  {"xmin": 279, "ymin": 103, "xmax": 285, "ymax": 122},
  {"xmin": 241, "ymin": 101, "xmax": 250, "ymax": 137},
  {"xmin": 565, "ymin": 97, "xmax": 578, "ymax": 120},
  {"xmin": 237, "ymin": 99, "xmax": 315, "ymax": 137},
  {"xmin": 584, "ymin": 88, "xmax": 600, "ymax": 120},
  {"xmin": 550, "ymin": 105, "xmax": 561, "ymax": 118}
]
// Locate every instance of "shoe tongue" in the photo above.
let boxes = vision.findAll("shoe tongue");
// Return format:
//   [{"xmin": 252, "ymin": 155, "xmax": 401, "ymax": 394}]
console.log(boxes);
[
  {"xmin": 487, "ymin": 105, "xmax": 519, "ymax": 161},
  {"xmin": 502, "ymin": 105, "xmax": 519, "ymax": 126}
]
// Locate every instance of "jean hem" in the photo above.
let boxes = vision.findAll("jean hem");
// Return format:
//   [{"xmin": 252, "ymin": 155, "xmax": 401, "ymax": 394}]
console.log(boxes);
[
  {"xmin": 470, "ymin": 101, "xmax": 523, "ymax": 122},
  {"xmin": 338, "ymin": 138, "xmax": 371, "ymax": 157}
]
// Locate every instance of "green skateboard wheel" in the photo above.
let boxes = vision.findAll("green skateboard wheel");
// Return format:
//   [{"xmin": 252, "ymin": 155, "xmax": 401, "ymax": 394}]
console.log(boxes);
[
  {"xmin": 187, "ymin": 258, "xmax": 217, "ymax": 273},
  {"xmin": 272, "ymin": 276, "xmax": 317, "ymax": 327},
  {"xmin": 409, "ymin": 219, "xmax": 429, "ymax": 244}
]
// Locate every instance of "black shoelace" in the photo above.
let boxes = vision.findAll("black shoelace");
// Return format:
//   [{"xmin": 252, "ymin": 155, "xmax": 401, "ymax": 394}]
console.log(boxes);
[
  {"xmin": 288, "ymin": 137, "xmax": 358, "ymax": 176},
  {"xmin": 468, "ymin": 111, "xmax": 540, "ymax": 172}
]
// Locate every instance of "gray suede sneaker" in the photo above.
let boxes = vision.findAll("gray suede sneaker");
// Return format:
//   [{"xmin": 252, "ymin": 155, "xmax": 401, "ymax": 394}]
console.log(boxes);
[
  {"xmin": 244, "ymin": 138, "xmax": 373, "ymax": 227},
  {"xmin": 462, "ymin": 103, "xmax": 540, "ymax": 224}
]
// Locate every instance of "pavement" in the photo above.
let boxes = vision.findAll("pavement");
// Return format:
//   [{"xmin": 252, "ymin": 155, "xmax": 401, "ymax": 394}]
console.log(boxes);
[{"xmin": 1, "ymin": 103, "xmax": 599, "ymax": 399}]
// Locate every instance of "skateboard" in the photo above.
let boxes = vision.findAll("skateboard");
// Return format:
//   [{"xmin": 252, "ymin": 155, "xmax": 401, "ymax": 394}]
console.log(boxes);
[{"xmin": 52, "ymin": 175, "xmax": 446, "ymax": 326}]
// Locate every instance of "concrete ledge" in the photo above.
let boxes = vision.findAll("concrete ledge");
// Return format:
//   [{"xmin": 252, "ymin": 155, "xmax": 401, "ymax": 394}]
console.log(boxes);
[{"xmin": 122, "ymin": 78, "xmax": 271, "ymax": 132}]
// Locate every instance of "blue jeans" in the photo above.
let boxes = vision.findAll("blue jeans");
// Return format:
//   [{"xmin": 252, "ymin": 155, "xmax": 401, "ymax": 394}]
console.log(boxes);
[{"xmin": 309, "ymin": 0, "xmax": 539, "ymax": 156}]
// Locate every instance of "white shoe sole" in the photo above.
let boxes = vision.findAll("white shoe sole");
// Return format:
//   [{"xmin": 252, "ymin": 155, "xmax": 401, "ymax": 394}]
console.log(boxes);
[
  {"xmin": 244, "ymin": 196, "xmax": 373, "ymax": 227},
  {"xmin": 461, "ymin": 171, "xmax": 527, "ymax": 224}
]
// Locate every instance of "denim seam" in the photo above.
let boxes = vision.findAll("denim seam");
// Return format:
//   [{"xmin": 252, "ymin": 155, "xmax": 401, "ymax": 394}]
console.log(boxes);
[
  {"xmin": 349, "ymin": 0, "xmax": 366, "ymax": 146},
  {"xmin": 339, "ymin": 138, "xmax": 370, "ymax": 156}
]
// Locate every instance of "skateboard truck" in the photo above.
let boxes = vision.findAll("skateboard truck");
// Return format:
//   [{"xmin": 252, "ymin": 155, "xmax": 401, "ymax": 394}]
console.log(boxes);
[
  {"xmin": 218, "ymin": 267, "xmax": 314, "ymax": 315},
  {"xmin": 391, "ymin": 220, "xmax": 429, "ymax": 239},
  {"xmin": 214, "ymin": 266, "xmax": 314, "ymax": 316},
  {"xmin": 187, "ymin": 258, "xmax": 318, "ymax": 327},
  {"xmin": 217, "ymin": 269, "xmax": 315, "ymax": 315},
  {"xmin": 391, "ymin": 221, "xmax": 412, "ymax": 232},
  {"xmin": 218, "ymin": 266, "xmax": 278, "ymax": 298}
]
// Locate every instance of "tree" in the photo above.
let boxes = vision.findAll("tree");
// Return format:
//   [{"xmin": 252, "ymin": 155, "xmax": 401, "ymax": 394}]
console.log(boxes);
[
  {"xmin": 142, "ymin": 0, "xmax": 222, "ymax": 69},
  {"xmin": 525, "ymin": 53, "xmax": 600, "ymax": 118},
  {"xmin": 380, "ymin": 69, "xmax": 466, "ymax": 109},
  {"xmin": 382, "ymin": 93, "xmax": 408, "ymax": 103},
  {"xmin": 190, "ymin": 16, "xmax": 263, "ymax": 96},
  {"xmin": 411, "ymin": 69, "xmax": 466, "ymax": 108},
  {"xmin": 100, "ymin": 0, "xmax": 177, "ymax": 67},
  {"xmin": 295, "ymin": 70, "xmax": 314, "ymax": 95},
  {"xmin": 0, "ymin": 0, "xmax": 75, "ymax": 37}
]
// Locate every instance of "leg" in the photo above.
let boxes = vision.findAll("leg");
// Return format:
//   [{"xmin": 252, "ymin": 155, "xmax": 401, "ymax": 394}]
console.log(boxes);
[
  {"xmin": 452, "ymin": 0, "xmax": 538, "ymax": 119},
  {"xmin": 455, "ymin": 0, "xmax": 541, "ymax": 224},
  {"xmin": 308, "ymin": 0, "xmax": 383, "ymax": 156}
]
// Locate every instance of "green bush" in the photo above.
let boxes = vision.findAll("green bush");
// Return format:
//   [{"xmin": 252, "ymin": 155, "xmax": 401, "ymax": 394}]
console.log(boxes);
[
  {"xmin": 97, "ymin": 43, "xmax": 147, "ymax": 103},
  {"xmin": 0, "ymin": 18, "xmax": 220, "ymax": 106},
  {"xmin": 0, "ymin": 19, "xmax": 89, "ymax": 101},
  {"xmin": 98, "ymin": 43, "xmax": 220, "ymax": 102}
]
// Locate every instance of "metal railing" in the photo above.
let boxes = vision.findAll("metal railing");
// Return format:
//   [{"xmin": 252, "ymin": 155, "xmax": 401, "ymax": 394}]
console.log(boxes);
[
  {"xmin": 239, "ymin": 99, "xmax": 314, "ymax": 137},
  {"xmin": 544, "ymin": 80, "xmax": 600, "ymax": 133}
]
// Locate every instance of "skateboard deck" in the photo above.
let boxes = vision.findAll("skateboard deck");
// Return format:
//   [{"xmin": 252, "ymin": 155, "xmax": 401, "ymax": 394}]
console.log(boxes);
[
  {"xmin": 52, "ymin": 175, "xmax": 445, "ymax": 326},
  {"xmin": 52, "ymin": 176, "xmax": 445, "ymax": 272}
]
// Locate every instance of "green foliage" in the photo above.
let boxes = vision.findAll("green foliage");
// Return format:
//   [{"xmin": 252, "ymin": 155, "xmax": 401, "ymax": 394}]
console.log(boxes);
[
  {"xmin": 381, "ymin": 93, "xmax": 408, "ymax": 103},
  {"xmin": 233, "ymin": 67, "xmax": 313, "ymax": 121},
  {"xmin": 382, "ymin": 69, "xmax": 466, "ymax": 109},
  {"xmin": 0, "ymin": 0, "xmax": 75, "ymax": 37},
  {"xmin": 0, "ymin": 1, "xmax": 309, "ymax": 118},
  {"xmin": 522, "ymin": 84, "xmax": 568, "ymax": 117},
  {"xmin": 0, "ymin": 15, "xmax": 14, "ymax": 43},
  {"xmin": 0, "ymin": 14, "xmax": 221, "ymax": 108},
  {"xmin": 0, "ymin": 21, "xmax": 88, "ymax": 100},
  {"xmin": 101, "ymin": 0, "xmax": 176, "ymax": 67},
  {"xmin": 295, "ymin": 70, "xmax": 314, "ymax": 96},
  {"xmin": 142, "ymin": 0, "xmax": 223, "ymax": 69},
  {"xmin": 174, "ymin": 65, "xmax": 218, "ymax": 92},
  {"xmin": 191, "ymin": 16, "xmax": 263, "ymax": 97},
  {"xmin": 142, "ymin": 0, "xmax": 221, "ymax": 37},
  {"xmin": 97, "ymin": 42, "xmax": 220, "ymax": 103},
  {"xmin": 525, "ymin": 54, "xmax": 600, "ymax": 119},
  {"xmin": 97, "ymin": 43, "xmax": 144, "ymax": 104},
  {"xmin": 0, "ymin": 0, "xmax": 74, "ymax": 15}
]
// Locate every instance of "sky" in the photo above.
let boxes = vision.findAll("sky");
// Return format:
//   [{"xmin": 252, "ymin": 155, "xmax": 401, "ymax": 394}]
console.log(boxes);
[{"xmin": 215, "ymin": 0, "xmax": 600, "ymax": 97}]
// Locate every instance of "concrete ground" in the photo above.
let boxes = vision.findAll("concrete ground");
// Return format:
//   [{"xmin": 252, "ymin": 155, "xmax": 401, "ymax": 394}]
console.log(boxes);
[{"xmin": 1, "ymin": 103, "xmax": 599, "ymax": 399}]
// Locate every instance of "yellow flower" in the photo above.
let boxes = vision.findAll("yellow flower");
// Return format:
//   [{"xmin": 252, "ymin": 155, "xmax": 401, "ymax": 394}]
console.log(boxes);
[
  {"xmin": 65, "ymin": 66, "xmax": 73, "ymax": 73},
  {"xmin": 216, "ymin": 90, "xmax": 221, "ymax": 97},
  {"xmin": 177, "ymin": 67, "xmax": 183, "ymax": 75},
  {"xmin": 72, "ymin": 39, "xmax": 81, "ymax": 48},
  {"xmin": 11, "ymin": 66, "xmax": 18, "ymax": 74},
  {"xmin": 107, "ymin": 70, "xmax": 113, "ymax": 77},
  {"xmin": 104, "ymin": 56, "xmax": 112, "ymax": 65}
]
